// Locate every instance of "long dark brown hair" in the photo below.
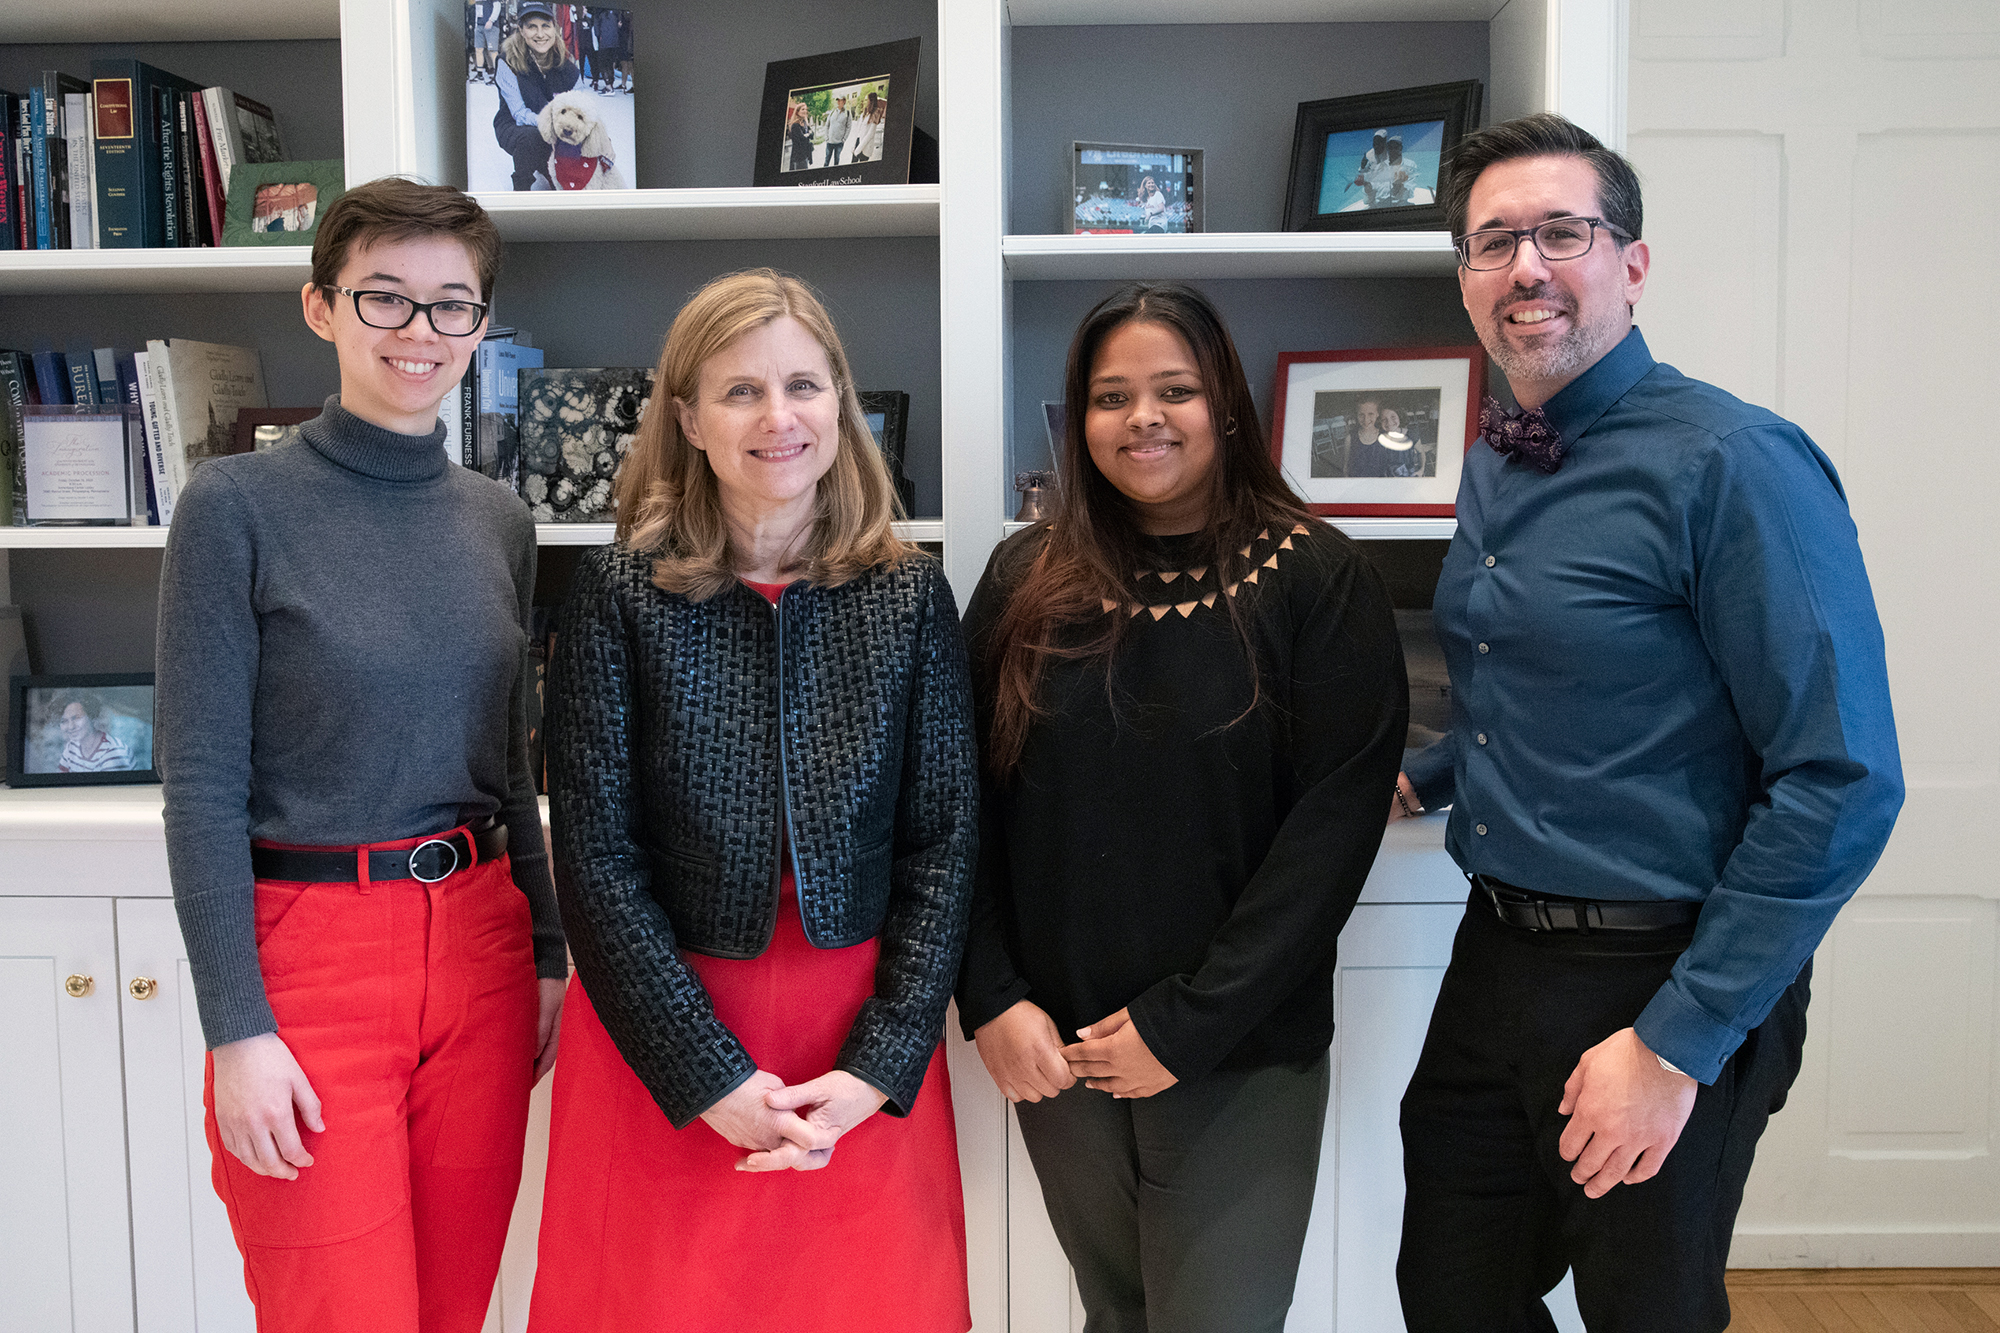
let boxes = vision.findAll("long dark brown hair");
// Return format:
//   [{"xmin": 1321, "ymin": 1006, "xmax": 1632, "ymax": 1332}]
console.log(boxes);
[{"xmin": 984, "ymin": 282, "xmax": 1317, "ymax": 778}]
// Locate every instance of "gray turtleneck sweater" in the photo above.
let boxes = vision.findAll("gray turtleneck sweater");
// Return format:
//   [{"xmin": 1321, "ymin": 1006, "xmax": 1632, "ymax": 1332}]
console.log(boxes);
[{"xmin": 157, "ymin": 397, "xmax": 565, "ymax": 1049}]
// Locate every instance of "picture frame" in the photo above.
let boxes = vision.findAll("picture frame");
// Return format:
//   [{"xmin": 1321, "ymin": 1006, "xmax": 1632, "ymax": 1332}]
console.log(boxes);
[
  {"xmin": 857, "ymin": 390, "xmax": 915, "ymax": 516},
  {"xmin": 7, "ymin": 673, "xmax": 160, "ymax": 787},
  {"xmin": 1268, "ymin": 344, "xmax": 1487, "ymax": 516},
  {"xmin": 23, "ymin": 404, "xmax": 134, "ymax": 525},
  {"xmin": 1281, "ymin": 81, "xmax": 1482, "ymax": 233},
  {"xmin": 1040, "ymin": 401, "xmax": 1066, "ymax": 465},
  {"xmin": 754, "ymin": 39, "xmax": 923, "ymax": 188},
  {"xmin": 222, "ymin": 159, "xmax": 346, "ymax": 247},
  {"xmin": 1069, "ymin": 142, "xmax": 1203, "ymax": 235},
  {"xmin": 231, "ymin": 407, "xmax": 322, "ymax": 456}
]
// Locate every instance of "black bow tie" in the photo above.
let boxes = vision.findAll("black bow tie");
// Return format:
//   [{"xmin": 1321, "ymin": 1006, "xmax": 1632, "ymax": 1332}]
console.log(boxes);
[{"xmin": 1480, "ymin": 394, "xmax": 1565, "ymax": 474}]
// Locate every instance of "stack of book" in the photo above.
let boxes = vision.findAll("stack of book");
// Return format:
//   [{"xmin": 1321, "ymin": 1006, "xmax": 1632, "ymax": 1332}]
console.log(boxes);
[
  {"xmin": 0, "ymin": 60, "xmax": 282, "ymax": 251},
  {"xmin": 1, "ymin": 340, "xmax": 266, "ymax": 525}
]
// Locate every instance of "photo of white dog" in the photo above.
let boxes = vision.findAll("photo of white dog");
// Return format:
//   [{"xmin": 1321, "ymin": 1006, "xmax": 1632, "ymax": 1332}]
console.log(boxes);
[{"xmin": 538, "ymin": 89, "xmax": 630, "ymax": 190}]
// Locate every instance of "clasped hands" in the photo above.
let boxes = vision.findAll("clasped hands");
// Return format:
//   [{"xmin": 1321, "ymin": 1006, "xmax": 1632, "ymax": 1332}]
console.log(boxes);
[
  {"xmin": 973, "ymin": 999, "xmax": 1178, "ymax": 1104},
  {"xmin": 700, "ymin": 1068, "xmax": 888, "ymax": 1172}
]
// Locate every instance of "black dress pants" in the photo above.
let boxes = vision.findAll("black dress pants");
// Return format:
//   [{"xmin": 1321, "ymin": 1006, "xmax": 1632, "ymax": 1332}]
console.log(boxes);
[
  {"xmin": 1015, "ymin": 1055, "xmax": 1330, "ymax": 1333},
  {"xmin": 1397, "ymin": 896, "xmax": 1810, "ymax": 1333}
]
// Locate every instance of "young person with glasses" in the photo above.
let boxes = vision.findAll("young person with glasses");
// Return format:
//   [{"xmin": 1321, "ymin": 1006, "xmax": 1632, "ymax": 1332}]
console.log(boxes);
[
  {"xmin": 1391, "ymin": 113, "xmax": 1902, "ymax": 1332},
  {"xmin": 157, "ymin": 177, "xmax": 567, "ymax": 1333}
]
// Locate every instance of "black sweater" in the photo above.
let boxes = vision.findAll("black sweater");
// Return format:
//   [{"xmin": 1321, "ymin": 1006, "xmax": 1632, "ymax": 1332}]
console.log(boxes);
[{"xmin": 955, "ymin": 520, "xmax": 1407, "ymax": 1080}]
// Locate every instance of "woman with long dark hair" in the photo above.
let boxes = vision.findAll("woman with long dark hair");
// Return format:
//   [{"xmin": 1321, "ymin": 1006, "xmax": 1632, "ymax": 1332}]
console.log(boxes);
[{"xmin": 956, "ymin": 282, "xmax": 1407, "ymax": 1331}]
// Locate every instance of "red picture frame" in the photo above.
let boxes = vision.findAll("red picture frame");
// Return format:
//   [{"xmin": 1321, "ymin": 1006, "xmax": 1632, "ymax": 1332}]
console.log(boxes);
[{"xmin": 1268, "ymin": 344, "xmax": 1486, "ymax": 516}]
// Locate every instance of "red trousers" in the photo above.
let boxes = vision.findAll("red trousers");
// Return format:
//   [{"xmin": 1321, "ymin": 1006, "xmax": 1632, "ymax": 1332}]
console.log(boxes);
[{"xmin": 204, "ymin": 838, "xmax": 540, "ymax": 1333}]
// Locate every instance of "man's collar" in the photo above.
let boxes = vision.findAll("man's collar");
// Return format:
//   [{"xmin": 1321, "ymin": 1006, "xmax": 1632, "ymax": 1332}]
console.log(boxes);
[{"xmin": 1536, "ymin": 326, "xmax": 1656, "ymax": 449}]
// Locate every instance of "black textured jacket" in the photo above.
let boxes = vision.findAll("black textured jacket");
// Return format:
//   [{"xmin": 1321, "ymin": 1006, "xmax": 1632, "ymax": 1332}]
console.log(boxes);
[{"xmin": 548, "ymin": 546, "xmax": 979, "ymax": 1128}]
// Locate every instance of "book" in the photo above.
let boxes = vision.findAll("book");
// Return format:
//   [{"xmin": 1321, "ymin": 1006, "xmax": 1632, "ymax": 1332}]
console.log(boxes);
[
  {"xmin": 92, "ymin": 347, "xmax": 118, "ymax": 404},
  {"xmin": 114, "ymin": 350, "xmax": 159, "ymax": 524},
  {"xmin": 10, "ymin": 94, "xmax": 32, "ymax": 249},
  {"xmin": 149, "ymin": 338, "xmax": 267, "ymax": 500},
  {"xmin": 517, "ymin": 367, "xmax": 655, "ymax": 522},
  {"xmin": 64, "ymin": 91, "xmax": 93, "ymax": 249},
  {"xmin": 0, "ymin": 92, "xmax": 15, "ymax": 251},
  {"xmin": 64, "ymin": 340, "xmax": 99, "ymax": 405},
  {"xmin": 188, "ymin": 92, "xmax": 225, "ymax": 244},
  {"xmin": 28, "ymin": 85, "xmax": 50, "ymax": 248},
  {"xmin": 90, "ymin": 59, "xmax": 203, "ymax": 249},
  {"xmin": 0, "ymin": 350, "xmax": 25, "ymax": 523},
  {"xmin": 30, "ymin": 349, "xmax": 70, "ymax": 405},
  {"xmin": 231, "ymin": 91, "xmax": 283, "ymax": 168},
  {"xmin": 35, "ymin": 72, "xmax": 88, "ymax": 248},
  {"xmin": 473, "ymin": 339, "xmax": 542, "ymax": 487},
  {"xmin": 133, "ymin": 349, "xmax": 174, "ymax": 524},
  {"xmin": 175, "ymin": 93, "xmax": 208, "ymax": 247}
]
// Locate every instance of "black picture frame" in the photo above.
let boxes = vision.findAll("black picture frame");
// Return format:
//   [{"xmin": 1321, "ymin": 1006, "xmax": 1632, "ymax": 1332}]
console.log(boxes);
[
  {"xmin": 7, "ymin": 672, "xmax": 161, "ymax": 787},
  {"xmin": 1281, "ymin": 80, "xmax": 1483, "ymax": 233},
  {"xmin": 858, "ymin": 390, "xmax": 915, "ymax": 516},
  {"xmin": 754, "ymin": 39, "xmax": 923, "ymax": 188}
]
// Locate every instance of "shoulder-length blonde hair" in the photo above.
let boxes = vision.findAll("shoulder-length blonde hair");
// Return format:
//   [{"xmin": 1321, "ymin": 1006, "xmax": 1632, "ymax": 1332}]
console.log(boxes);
[{"xmin": 616, "ymin": 268, "xmax": 913, "ymax": 600}]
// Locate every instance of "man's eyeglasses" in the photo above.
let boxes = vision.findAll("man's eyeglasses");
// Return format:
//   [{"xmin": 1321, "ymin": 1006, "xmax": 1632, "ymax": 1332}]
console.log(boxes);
[
  {"xmin": 1453, "ymin": 217, "xmax": 1632, "ymax": 271},
  {"xmin": 326, "ymin": 286, "xmax": 489, "ymax": 337}
]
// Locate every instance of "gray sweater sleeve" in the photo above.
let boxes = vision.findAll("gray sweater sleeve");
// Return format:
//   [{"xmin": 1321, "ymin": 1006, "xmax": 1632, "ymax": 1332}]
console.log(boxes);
[{"xmin": 157, "ymin": 469, "xmax": 275, "ymax": 1047}]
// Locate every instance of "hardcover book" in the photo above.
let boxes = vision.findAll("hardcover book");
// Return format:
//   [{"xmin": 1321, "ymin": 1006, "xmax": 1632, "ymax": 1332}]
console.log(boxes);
[
  {"xmin": 63, "ymin": 90, "xmax": 93, "ymax": 248},
  {"xmin": 90, "ymin": 59, "xmax": 204, "ymax": 249},
  {"xmin": 517, "ymin": 367, "xmax": 654, "ymax": 522},
  {"xmin": 465, "ymin": 2, "xmax": 636, "ymax": 193},
  {"xmin": 35, "ymin": 72, "xmax": 89, "ymax": 248},
  {"xmin": 145, "ymin": 338, "xmax": 267, "ymax": 507},
  {"xmin": 0, "ymin": 92, "xmax": 16, "ymax": 250},
  {"xmin": 473, "ymin": 338, "xmax": 543, "ymax": 487}
]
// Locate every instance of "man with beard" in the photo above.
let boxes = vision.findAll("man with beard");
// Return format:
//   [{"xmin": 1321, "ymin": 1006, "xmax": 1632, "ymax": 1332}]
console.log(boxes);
[{"xmin": 1390, "ymin": 113, "xmax": 1903, "ymax": 1332}]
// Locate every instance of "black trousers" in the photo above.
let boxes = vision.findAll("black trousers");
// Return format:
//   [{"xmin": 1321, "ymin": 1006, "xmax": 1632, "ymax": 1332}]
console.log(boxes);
[
  {"xmin": 1015, "ymin": 1055, "xmax": 1330, "ymax": 1333},
  {"xmin": 1397, "ymin": 896, "xmax": 1810, "ymax": 1333}
]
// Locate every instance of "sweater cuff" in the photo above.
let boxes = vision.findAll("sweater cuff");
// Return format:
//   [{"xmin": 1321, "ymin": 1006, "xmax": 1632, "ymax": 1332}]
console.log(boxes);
[
  {"xmin": 955, "ymin": 976, "xmax": 1033, "ymax": 1041},
  {"xmin": 1403, "ymin": 738, "xmax": 1456, "ymax": 812},
  {"xmin": 1632, "ymin": 980, "xmax": 1743, "ymax": 1086}
]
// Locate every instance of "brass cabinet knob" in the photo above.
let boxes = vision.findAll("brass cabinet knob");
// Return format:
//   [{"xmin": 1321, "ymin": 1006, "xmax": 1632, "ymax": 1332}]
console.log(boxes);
[
  {"xmin": 64, "ymin": 974, "xmax": 95, "ymax": 998},
  {"xmin": 128, "ymin": 977, "xmax": 158, "ymax": 1001}
]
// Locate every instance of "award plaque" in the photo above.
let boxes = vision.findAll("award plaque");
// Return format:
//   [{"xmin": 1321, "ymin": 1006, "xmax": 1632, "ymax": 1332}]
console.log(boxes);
[{"xmin": 24, "ymin": 405, "xmax": 134, "ymax": 525}]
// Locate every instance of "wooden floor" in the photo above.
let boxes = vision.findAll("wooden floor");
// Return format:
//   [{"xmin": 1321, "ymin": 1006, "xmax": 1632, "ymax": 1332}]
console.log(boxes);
[{"xmin": 1726, "ymin": 1269, "xmax": 2000, "ymax": 1332}]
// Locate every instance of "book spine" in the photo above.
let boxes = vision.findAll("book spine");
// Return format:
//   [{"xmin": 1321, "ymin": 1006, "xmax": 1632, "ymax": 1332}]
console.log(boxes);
[
  {"xmin": 151, "ymin": 342, "xmax": 192, "ymax": 503},
  {"xmin": 89, "ymin": 72, "xmax": 145, "ymax": 248},
  {"xmin": 41, "ymin": 74, "xmax": 72, "ymax": 250},
  {"xmin": 189, "ymin": 90, "xmax": 225, "ymax": 245},
  {"xmin": 92, "ymin": 347, "xmax": 117, "ymax": 403},
  {"xmin": 30, "ymin": 349, "xmax": 70, "ymax": 405},
  {"xmin": 0, "ymin": 351, "xmax": 25, "ymax": 524},
  {"xmin": 115, "ymin": 351, "xmax": 157, "ymax": 524},
  {"xmin": 65, "ymin": 341, "xmax": 98, "ymax": 405},
  {"xmin": 16, "ymin": 97, "xmax": 36, "ymax": 249},
  {"xmin": 0, "ymin": 95, "xmax": 14, "ymax": 251},
  {"xmin": 461, "ymin": 362, "xmax": 476, "ymax": 467},
  {"xmin": 157, "ymin": 85, "xmax": 178, "ymax": 247},
  {"xmin": 202, "ymin": 88, "xmax": 239, "ymax": 194},
  {"xmin": 28, "ymin": 86, "xmax": 51, "ymax": 248},
  {"xmin": 136, "ymin": 348, "xmax": 175, "ymax": 524},
  {"xmin": 173, "ymin": 93, "xmax": 194, "ymax": 247},
  {"xmin": 65, "ymin": 92, "xmax": 92, "ymax": 249}
]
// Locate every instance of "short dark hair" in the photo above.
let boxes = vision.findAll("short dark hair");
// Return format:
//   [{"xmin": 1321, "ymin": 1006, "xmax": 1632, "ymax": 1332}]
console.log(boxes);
[
  {"xmin": 310, "ymin": 177, "xmax": 503, "ymax": 302},
  {"xmin": 1439, "ymin": 112, "xmax": 1643, "ymax": 243}
]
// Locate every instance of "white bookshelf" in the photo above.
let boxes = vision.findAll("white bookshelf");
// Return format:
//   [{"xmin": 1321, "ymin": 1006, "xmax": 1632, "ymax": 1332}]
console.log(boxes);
[
  {"xmin": 476, "ymin": 185, "xmax": 941, "ymax": 243},
  {"xmin": 0, "ymin": 247, "xmax": 313, "ymax": 296},
  {"xmin": 1002, "ymin": 231, "xmax": 1458, "ymax": 281}
]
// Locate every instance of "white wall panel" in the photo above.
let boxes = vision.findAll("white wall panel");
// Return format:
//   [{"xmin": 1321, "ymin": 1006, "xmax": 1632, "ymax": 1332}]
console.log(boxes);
[
  {"xmin": 1624, "ymin": 132, "xmax": 1783, "ymax": 411},
  {"xmin": 1858, "ymin": 0, "xmax": 2000, "ymax": 59},
  {"xmin": 1630, "ymin": 0, "xmax": 1785, "ymax": 61}
]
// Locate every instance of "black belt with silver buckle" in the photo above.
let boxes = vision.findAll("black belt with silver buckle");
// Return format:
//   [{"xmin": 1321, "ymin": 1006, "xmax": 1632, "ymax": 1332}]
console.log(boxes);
[
  {"xmin": 251, "ymin": 821, "xmax": 507, "ymax": 885},
  {"xmin": 1475, "ymin": 874, "xmax": 1699, "ymax": 934}
]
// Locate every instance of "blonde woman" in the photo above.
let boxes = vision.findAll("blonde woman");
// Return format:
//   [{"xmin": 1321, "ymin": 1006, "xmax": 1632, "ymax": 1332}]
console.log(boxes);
[
  {"xmin": 491, "ymin": 0, "xmax": 578, "ymax": 190},
  {"xmin": 530, "ymin": 269, "xmax": 977, "ymax": 1332}
]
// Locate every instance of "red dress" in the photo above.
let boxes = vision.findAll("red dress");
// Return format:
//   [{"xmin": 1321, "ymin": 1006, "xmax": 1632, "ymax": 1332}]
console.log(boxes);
[{"xmin": 528, "ymin": 580, "xmax": 969, "ymax": 1333}]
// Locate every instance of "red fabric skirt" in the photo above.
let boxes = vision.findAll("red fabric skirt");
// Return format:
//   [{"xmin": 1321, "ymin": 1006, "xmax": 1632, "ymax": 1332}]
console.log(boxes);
[{"xmin": 528, "ymin": 874, "xmax": 970, "ymax": 1332}]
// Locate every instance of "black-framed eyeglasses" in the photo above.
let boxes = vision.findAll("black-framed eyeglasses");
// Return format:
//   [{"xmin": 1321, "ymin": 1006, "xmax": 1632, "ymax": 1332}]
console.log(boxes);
[
  {"xmin": 1453, "ymin": 216, "xmax": 1632, "ymax": 271},
  {"xmin": 326, "ymin": 285, "xmax": 489, "ymax": 337}
]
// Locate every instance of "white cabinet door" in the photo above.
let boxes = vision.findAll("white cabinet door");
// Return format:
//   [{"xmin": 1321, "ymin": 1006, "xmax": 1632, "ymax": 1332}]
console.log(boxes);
[
  {"xmin": 0, "ymin": 897, "xmax": 134, "ymax": 1333},
  {"xmin": 116, "ymin": 898, "xmax": 257, "ymax": 1333}
]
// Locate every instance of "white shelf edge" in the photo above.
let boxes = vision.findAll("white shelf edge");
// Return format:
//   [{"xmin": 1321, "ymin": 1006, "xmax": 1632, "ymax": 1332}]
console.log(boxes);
[
  {"xmin": 0, "ymin": 247, "xmax": 314, "ymax": 296},
  {"xmin": 1, "ymin": 519, "xmax": 949, "ymax": 550},
  {"xmin": 476, "ymin": 185, "xmax": 943, "ymax": 243},
  {"xmin": 1002, "ymin": 230, "xmax": 1459, "ymax": 280}
]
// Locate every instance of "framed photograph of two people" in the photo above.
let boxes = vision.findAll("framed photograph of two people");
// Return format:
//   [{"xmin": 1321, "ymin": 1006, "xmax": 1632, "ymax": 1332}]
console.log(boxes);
[{"xmin": 1282, "ymin": 80, "xmax": 1483, "ymax": 233}]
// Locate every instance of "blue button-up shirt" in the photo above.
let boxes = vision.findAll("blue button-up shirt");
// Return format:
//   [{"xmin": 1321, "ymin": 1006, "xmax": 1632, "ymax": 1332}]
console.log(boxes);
[{"xmin": 1405, "ymin": 328, "xmax": 1903, "ymax": 1083}]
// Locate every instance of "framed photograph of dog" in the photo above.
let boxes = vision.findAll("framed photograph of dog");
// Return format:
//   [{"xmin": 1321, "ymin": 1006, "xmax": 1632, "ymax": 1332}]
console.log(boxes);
[
  {"xmin": 464, "ymin": 2, "xmax": 637, "ymax": 193},
  {"xmin": 755, "ymin": 38, "xmax": 923, "ymax": 188},
  {"xmin": 221, "ymin": 160, "xmax": 346, "ymax": 247},
  {"xmin": 1280, "ymin": 81, "xmax": 1482, "ymax": 233}
]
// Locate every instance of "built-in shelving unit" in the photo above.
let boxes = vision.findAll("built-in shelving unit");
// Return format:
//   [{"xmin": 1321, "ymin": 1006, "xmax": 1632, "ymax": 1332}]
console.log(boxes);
[
  {"xmin": 475, "ymin": 185, "xmax": 942, "ymax": 244},
  {"xmin": 0, "ymin": 247, "xmax": 314, "ymax": 295},
  {"xmin": 1001, "ymin": 231, "xmax": 1457, "ymax": 281}
]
